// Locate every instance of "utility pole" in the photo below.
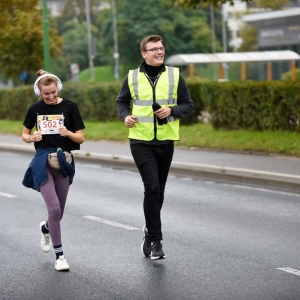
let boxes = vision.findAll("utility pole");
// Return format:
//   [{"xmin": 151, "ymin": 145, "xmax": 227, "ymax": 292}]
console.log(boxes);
[
  {"xmin": 42, "ymin": 0, "xmax": 50, "ymax": 71},
  {"xmin": 222, "ymin": 4, "xmax": 229, "ymax": 80},
  {"xmin": 210, "ymin": 5, "xmax": 217, "ymax": 80},
  {"xmin": 85, "ymin": 0, "xmax": 94, "ymax": 80},
  {"xmin": 112, "ymin": 0, "xmax": 119, "ymax": 80}
]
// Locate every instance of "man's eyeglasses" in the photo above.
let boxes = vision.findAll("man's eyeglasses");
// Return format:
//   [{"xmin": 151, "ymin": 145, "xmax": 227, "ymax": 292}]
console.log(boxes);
[{"xmin": 143, "ymin": 47, "xmax": 165, "ymax": 53}]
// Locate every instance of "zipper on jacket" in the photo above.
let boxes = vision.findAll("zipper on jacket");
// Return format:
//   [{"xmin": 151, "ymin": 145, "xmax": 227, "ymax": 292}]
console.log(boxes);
[{"xmin": 144, "ymin": 73, "xmax": 161, "ymax": 138}]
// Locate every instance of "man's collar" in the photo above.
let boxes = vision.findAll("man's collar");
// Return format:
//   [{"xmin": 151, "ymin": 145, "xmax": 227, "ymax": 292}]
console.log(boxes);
[{"xmin": 139, "ymin": 61, "xmax": 166, "ymax": 73}]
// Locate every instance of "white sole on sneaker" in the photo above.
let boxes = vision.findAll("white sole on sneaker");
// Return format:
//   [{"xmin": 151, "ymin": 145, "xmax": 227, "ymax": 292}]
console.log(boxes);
[
  {"xmin": 151, "ymin": 255, "xmax": 166, "ymax": 260},
  {"xmin": 55, "ymin": 255, "xmax": 70, "ymax": 271},
  {"xmin": 55, "ymin": 263, "xmax": 70, "ymax": 271}
]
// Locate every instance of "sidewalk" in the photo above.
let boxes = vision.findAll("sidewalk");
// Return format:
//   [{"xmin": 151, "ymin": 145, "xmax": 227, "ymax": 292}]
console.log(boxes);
[{"xmin": 1, "ymin": 133, "xmax": 300, "ymax": 193}]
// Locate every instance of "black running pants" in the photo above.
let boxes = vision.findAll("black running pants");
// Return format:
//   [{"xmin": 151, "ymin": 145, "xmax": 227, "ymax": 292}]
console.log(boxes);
[{"xmin": 130, "ymin": 143, "xmax": 174, "ymax": 242}]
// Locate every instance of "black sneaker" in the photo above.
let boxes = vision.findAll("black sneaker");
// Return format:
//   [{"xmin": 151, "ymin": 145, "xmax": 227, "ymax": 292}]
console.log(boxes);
[
  {"xmin": 150, "ymin": 241, "xmax": 166, "ymax": 260},
  {"xmin": 141, "ymin": 225, "xmax": 151, "ymax": 257}
]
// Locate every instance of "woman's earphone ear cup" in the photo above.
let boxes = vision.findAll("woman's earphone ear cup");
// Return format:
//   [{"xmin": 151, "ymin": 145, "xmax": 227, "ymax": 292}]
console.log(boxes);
[
  {"xmin": 57, "ymin": 81, "xmax": 62, "ymax": 92},
  {"xmin": 34, "ymin": 84, "xmax": 41, "ymax": 96},
  {"xmin": 33, "ymin": 86, "xmax": 41, "ymax": 96},
  {"xmin": 33, "ymin": 74, "xmax": 63, "ymax": 96}
]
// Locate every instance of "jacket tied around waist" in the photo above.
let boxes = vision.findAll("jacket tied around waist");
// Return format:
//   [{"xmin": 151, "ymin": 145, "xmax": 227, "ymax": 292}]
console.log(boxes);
[{"xmin": 22, "ymin": 147, "xmax": 75, "ymax": 191}]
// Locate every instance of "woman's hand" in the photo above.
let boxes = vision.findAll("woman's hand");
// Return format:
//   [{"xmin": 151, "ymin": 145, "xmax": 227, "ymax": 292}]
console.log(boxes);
[
  {"xmin": 60, "ymin": 127, "xmax": 84, "ymax": 144},
  {"xmin": 22, "ymin": 127, "xmax": 42, "ymax": 143},
  {"xmin": 32, "ymin": 130, "xmax": 42, "ymax": 142},
  {"xmin": 59, "ymin": 126, "xmax": 69, "ymax": 137}
]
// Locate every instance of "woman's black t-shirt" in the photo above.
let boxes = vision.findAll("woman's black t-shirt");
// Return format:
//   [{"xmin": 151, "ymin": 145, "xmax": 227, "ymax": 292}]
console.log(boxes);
[{"xmin": 23, "ymin": 98, "xmax": 85, "ymax": 151}]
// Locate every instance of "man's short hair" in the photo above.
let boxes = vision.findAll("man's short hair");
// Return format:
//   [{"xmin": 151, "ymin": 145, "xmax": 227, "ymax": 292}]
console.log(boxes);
[{"xmin": 140, "ymin": 35, "xmax": 163, "ymax": 52}]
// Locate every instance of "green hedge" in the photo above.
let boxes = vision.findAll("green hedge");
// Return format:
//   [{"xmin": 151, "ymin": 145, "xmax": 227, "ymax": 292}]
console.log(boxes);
[
  {"xmin": 60, "ymin": 81, "xmax": 122, "ymax": 122},
  {"xmin": 0, "ymin": 81, "xmax": 122, "ymax": 122},
  {"xmin": 281, "ymin": 68, "xmax": 300, "ymax": 81},
  {"xmin": 203, "ymin": 80, "xmax": 300, "ymax": 131},
  {"xmin": 1, "ymin": 79, "xmax": 300, "ymax": 131}
]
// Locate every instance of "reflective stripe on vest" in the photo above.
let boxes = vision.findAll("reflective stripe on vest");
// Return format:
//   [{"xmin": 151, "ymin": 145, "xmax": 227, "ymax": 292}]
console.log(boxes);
[{"xmin": 128, "ymin": 66, "xmax": 180, "ymax": 141}]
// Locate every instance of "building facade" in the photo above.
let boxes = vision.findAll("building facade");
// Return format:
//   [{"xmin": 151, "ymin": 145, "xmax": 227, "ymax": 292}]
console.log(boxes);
[{"xmin": 242, "ymin": 3, "xmax": 300, "ymax": 79}]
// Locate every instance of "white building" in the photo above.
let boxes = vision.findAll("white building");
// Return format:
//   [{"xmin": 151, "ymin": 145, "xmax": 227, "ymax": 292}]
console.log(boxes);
[
  {"xmin": 222, "ymin": 0, "xmax": 248, "ymax": 51},
  {"xmin": 45, "ymin": 0, "xmax": 65, "ymax": 16}
]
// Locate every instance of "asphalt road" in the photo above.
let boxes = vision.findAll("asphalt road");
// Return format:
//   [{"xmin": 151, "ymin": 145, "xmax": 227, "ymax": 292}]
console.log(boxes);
[{"xmin": 1, "ymin": 150, "xmax": 300, "ymax": 300}]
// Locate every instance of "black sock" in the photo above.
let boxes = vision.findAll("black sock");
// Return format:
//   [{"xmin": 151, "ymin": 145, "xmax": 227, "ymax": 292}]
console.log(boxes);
[
  {"xmin": 54, "ymin": 244, "xmax": 64, "ymax": 259},
  {"xmin": 41, "ymin": 224, "xmax": 49, "ymax": 234},
  {"xmin": 55, "ymin": 252, "xmax": 64, "ymax": 259}
]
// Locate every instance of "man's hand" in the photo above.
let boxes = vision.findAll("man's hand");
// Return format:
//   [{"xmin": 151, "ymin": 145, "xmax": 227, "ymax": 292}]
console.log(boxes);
[
  {"xmin": 154, "ymin": 107, "xmax": 172, "ymax": 119},
  {"xmin": 125, "ymin": 115, "xmax": 137, "ymax": 128}
]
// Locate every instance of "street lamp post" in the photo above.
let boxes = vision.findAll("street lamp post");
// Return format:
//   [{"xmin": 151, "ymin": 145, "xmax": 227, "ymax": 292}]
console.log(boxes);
[
  {"xmin": 42, "ymin": 0, "xmax": 50, "ymax": 71},
  {"xmin": 112, "ymin": 0, "xmax": 119, "ymax": 80},
  {"xmin": 85, "ymin": 0, "xmax": 94, "ymax": 80},
  {"xmin": 210, "ymin": 5, "xmax": 217, "ymax": 80},
  {"xmin": 222, "ymin": 4, "xmax": 229, "ymax": 80}
]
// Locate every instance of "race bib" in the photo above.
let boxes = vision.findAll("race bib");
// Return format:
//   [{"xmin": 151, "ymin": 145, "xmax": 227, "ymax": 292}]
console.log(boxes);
[{"xmin": 37, "ymin": 114, "xmax": 64, "ymax": 135}]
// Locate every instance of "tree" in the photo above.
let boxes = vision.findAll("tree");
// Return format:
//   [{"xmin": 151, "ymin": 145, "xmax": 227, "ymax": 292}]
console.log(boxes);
[
  {"xmin": 53, "ymin": 0, "xmax": 107, "ymax": 76},
  {"xmin": 60, "ymin": 20, "xmax": 106, "ymax": 73},
  {"xmin": 175, "ymin": 0, "xmax": 251, "ymax": 8},
  {"xmin": 0, "ymin": 0, "xmax": 62, "ymax": 81},
  {"xmin": 237, "ymin": 24, "xmax": 258, "ymax": 52},
  {"xmin": 203, "ymin": 6, "xmax": 233, "ymax": 52},
  {"xmin": 0, "ymin": 0, "xmax": 37, "ymax": 19},
  {"xmin": 254, "ymin": 0, "xmax": 290, "ymax": 10},
  {"xmin": 54, "ymin": 21, "xmax": 91, "ymax": 81},
  {"xmin": 99, "ymin": 0, "xmax": 222, "ymax": 71},
  {"xmin": 55, "ymin": 0, "xmax": 105, "ymax": 35}
]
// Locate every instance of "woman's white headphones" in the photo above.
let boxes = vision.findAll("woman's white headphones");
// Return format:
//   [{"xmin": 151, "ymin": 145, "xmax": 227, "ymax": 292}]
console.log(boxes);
[{"xmin": 33, "ymin": 74, "xmax": 63, "ymax": 96}]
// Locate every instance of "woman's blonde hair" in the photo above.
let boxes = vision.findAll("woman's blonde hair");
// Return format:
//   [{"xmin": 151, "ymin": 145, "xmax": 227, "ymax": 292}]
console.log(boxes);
[{"xmin": 36, "ymin": 69, "xmax": 58, "ymax": 90}]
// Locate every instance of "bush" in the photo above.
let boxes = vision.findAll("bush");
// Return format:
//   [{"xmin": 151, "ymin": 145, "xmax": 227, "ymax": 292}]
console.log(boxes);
[
  {"xmin": 2, "ymin": 79, "xmax": 300, "ymax": 131},
  {"xmin": 202, "ymin": 80, "xmax": 300, "ymax": 132},
  {"xmin": 281, "ymin": 68, "xmax": 300, "ymax": 81}
]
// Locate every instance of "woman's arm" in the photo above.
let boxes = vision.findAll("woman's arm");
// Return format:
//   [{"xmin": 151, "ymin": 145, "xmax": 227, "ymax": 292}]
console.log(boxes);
[
  {"xmin": 22, "ymin": 127, "xmax": 33, "ymax": 143},
  {"xmin": 59, "ymin": 127, "xmax": 84, "ymax": 144},
  {"xmin": 22, "ymin": 127, "xmax": 43, "ymax": 143}
]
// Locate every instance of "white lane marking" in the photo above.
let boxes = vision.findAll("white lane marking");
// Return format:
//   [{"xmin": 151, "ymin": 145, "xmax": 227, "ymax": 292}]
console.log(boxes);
[
  {"xmin": 277, "ymin": 267, "xmax": 300, "ymax": 276},
  {"xmin": 83, "ymin": 215, "xmax": 139, "ymax": 231},
  {"xmin": 0, "ymin": 191, "xmax": 17, "ymax": 198},
  {"xmin": 225, "ymin": 183, "xmax": 300, "ymax": 197}
]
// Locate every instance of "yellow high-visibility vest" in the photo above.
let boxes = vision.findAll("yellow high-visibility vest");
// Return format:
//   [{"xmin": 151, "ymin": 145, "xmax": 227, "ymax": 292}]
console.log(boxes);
[{"xmin": 128, "ymin": 66, "xmax": 180, "ymax": 141}]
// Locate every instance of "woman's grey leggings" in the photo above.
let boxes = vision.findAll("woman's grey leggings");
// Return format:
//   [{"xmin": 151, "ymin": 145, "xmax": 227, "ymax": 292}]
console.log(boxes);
[{"xmin": 40, "ymin": 166, "xmax": 70, "ymax": 247}]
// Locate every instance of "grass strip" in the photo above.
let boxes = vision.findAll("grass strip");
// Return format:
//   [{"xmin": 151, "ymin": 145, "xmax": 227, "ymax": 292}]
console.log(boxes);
[{"xmin": 0, "ymin": 120, "xmax": 299, "ymax": 156}]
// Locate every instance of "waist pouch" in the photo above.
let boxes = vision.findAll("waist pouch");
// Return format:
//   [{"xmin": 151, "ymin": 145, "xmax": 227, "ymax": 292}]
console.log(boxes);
[{"xmin": 48, "ymin": 151, "xmax": 72, "ymax": 170}]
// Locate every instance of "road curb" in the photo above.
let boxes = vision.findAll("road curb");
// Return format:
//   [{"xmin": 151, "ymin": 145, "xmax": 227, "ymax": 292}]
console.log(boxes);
[
  {"xmin": 1, "ymin": 143, "xmax": 300, "ymax": 194},
  {"xmin": 170, "ymin": 163, "xmax": 300, "ymax": 194}
]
